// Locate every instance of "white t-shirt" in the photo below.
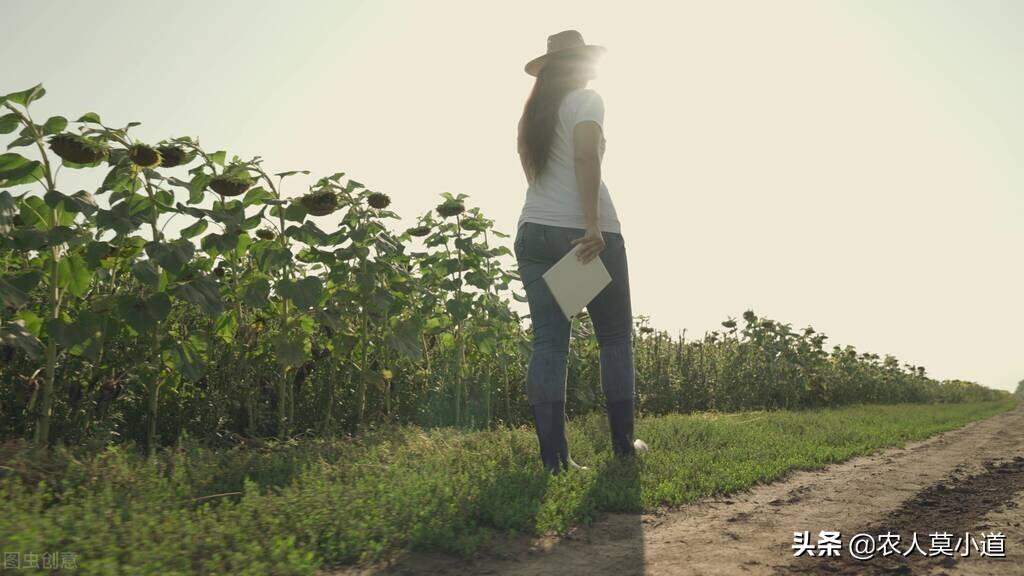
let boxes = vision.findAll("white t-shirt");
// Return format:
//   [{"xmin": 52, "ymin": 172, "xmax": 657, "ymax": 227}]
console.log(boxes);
[{"xmin": 517, "ymin": 88, "xmax": 621, "ymax": 234}]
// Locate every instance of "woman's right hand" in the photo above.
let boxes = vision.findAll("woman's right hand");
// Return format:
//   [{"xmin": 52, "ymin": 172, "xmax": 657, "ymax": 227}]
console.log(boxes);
[{"xmin": 571, "ymin": 226, "xmax": 605, "ymax": 264}]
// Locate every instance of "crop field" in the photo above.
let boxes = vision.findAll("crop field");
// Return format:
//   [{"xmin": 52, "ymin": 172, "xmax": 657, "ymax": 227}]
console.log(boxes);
[{"xmin": 0, "ymin": 84, "xmax": 1017, "ymax": 575}]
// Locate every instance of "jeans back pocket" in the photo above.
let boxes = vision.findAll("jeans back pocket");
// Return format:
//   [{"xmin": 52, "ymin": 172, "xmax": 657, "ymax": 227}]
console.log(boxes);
[
  {"xmin": 514, "ymin": 223, "xmax": 527, "ymax": 259},
  {"xmin": 517, "ymin": 222, "xmax": 552, "ymax": 261}
]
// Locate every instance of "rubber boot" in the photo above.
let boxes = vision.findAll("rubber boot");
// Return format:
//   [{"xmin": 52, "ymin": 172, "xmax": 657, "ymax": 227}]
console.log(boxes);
[
  {"xmin": 555, "ymin": 402, "xmax": 589, "ymax": 471},
  {"xmin": 606, "ymin": 397, "xmax": 637, "ymax": 459},
  {"xmin": 531, "ymin": 401, "xmax": 563, "ymax": 474}
]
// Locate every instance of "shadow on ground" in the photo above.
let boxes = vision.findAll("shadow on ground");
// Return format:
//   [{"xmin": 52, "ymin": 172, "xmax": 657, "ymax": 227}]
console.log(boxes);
[{"xmin": 325, "ymin": 422, "xmax": 647, "ymax": 575}]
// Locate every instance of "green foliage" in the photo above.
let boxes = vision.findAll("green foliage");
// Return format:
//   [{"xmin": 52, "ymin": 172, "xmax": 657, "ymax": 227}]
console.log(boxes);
[{"xmin": 0, "ymin": 82, "xmax": 1005, "ymax": 453}]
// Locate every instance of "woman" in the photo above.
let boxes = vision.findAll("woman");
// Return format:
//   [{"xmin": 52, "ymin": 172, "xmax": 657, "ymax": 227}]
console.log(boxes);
[{"xmin": 516, "ymin": 30, "xmax": 647, "ymax": 475}]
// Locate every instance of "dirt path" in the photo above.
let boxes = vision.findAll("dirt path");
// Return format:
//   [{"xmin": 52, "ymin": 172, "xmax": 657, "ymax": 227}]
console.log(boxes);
[{"xmin": 328, "ymin": 403, "xmax": 1024, "ymax": 576}]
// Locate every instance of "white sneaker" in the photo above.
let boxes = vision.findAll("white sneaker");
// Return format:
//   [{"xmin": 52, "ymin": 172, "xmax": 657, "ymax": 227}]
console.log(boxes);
[
  {"xmin": 566, "ymin": 456, "xmax": 590, "ymax": 471},
  {"xmin": 633, "ymin": 439, "xmax": 649, "ymax": 453}
]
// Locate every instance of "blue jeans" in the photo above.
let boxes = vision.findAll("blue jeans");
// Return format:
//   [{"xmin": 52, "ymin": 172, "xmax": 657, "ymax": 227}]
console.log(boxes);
[{"xmin": 514, "ymin": 222, "xmax": 636, "ymax": 407}]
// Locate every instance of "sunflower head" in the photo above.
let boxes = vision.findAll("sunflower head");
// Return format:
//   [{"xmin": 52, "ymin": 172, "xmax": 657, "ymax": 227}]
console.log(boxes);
[
  {"xmin": 408, "ymin": 225, "xmax": 432, "ymax": 237},
  {"xmin": 156, "ymin": 145, "xmax": 194, "ymax": 168},
  {"xmin": 48, "ymin": 133, "xmax": 109, "ymax": 165},
  {"xmin": 367, "ymin": 192, "xmax": 391, "ymax": 209},
  {"xmin": 436, "ymin": 199, "xmax": 465, "ymax": 218},
  {"xmin": 300, "ymin": 190, "xmax": 339, "ymax": 216},
  {"xmin": 128, "ymin": 144, "xmax": 161, "ymax": 169},
  {"xmin": 461, "ymin": 217, "xmax": 488, "ymax": 231},
  {"xmin": 209, "ymin": 171, "xmax": 254, "ymax": 197}
]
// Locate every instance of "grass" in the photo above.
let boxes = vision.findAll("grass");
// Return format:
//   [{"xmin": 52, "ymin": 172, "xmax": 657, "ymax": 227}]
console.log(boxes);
[{"xmin": 0, "ymin": 397, "xmax": 1017, "ymax": 575}]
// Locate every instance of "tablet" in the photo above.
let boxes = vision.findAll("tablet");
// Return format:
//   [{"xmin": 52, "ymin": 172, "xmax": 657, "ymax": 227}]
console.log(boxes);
[{"xmin": 542, "ymin": 243, "xmax": 613, "ymax": 321}]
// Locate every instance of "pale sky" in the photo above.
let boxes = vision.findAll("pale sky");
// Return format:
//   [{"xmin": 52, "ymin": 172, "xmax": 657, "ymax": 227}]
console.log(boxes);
[{"xmin": 6, "ymin": 1, "xmax": 1022, "ymax": 392}]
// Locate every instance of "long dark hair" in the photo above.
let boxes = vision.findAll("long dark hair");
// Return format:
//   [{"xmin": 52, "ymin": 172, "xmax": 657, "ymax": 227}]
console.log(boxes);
[{"xmin": 519, "ymin": 54, "xmax": 592, "ymax": 183}]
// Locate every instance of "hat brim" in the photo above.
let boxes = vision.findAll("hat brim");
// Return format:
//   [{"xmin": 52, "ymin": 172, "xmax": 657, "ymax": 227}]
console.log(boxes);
[{"xmin": 525, "ymin": 45, "xmax": 606, "ymax": 77}]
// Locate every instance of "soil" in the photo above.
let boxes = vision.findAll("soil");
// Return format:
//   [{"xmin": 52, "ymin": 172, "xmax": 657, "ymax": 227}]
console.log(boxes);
[{"xmin": 324, "ymin": 402, "xmax": 1024, "ymax": 576}]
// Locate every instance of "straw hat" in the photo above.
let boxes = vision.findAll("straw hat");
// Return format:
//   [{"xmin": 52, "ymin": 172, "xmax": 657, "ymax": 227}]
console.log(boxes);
[{"xmin": 524, "ymin": 30, "xmax": 606, "ymax": 77}]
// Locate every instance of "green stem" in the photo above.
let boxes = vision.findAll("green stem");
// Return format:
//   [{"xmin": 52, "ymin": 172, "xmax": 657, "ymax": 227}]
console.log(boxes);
[
  {"xmin": 11, "ymin": 103, "xmax": 61, "ymax": 452},
  {"xmin": 321, "ymin": 358, "xmax": 334, "ymax": 436},
  {"xmin": 34, "ymin": 249, "xmax": 58, "ymax": 450},
  {"xmin": 267, "ymin": 172, "xmax": 293, "ymax": 439},
  {"xmin": 357, "ymin": 287, "xmax": 369, "ymax": 432},
  {"xmin": 381, "ymin": 310, "xmax": 391, "ymax": 422},
  {"xmin": 143, "ymin": 169, "xmax": 164, "ymax": 458}
]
